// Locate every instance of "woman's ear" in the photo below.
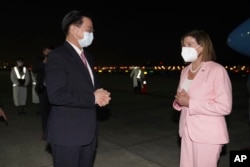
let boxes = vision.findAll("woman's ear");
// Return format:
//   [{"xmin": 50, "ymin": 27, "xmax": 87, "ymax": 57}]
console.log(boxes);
[{"xmin": 197, "ymin": 45, "xmax": 203, "ymax": 54}]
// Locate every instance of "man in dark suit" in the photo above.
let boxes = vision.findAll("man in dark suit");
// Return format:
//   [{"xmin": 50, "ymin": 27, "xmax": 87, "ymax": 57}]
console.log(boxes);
[{"xmin": 45, "ymin": 11, "xmax": 111, "ymax": 167}]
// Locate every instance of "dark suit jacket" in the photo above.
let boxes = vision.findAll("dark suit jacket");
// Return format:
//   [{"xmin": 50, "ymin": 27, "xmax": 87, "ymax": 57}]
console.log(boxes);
[
  {"xmin": 45, "ymin": 42, "xmax": 100, "ymax": 146},
  {"xmin": 32, "ymin": 54, "xmax": 46, "ymax": 94}
]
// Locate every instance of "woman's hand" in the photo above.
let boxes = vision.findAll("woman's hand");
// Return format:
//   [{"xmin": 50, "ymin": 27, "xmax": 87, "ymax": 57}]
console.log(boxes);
[{"xmin": 175, "ymin": 89, "xmax": 190, "ymax": 107}]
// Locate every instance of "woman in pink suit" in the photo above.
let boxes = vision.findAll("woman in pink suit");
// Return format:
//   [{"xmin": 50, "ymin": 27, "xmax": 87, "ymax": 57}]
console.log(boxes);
[{"xmin": 173, "ymin": 30, "xmax": 232, "ymax": 167}]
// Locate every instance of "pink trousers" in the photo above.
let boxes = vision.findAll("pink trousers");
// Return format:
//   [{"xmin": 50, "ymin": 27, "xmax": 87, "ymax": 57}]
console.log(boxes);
[{"xmin": 180, "ymin": 127, "xmax": 223, "ymax": 167}]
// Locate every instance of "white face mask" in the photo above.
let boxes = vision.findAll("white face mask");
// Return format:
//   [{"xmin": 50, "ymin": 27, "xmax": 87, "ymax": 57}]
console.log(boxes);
[
  {"xmin": 78, "ymin": 32, "xmax": 94, "ymax": 48},
  {"xmin": 181, "ymin": 47, "xmax": 198, "ymax": 62}
]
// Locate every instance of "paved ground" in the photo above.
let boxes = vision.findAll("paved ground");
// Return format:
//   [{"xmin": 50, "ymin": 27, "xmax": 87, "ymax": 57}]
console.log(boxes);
[{"xmin": 0, "ymin": 71, "xmax": 249, "ymax": 167}]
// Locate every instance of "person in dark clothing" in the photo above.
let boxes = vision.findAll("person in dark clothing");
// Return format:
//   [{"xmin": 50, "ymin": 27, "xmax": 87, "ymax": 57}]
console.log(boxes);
[
  {"xmin": 45, "ymin": 11, "xmax": 111, "ymax": 167},
  {"xmin": 32, "ymin": 45, "xmax": 54, "ymax": 152}
]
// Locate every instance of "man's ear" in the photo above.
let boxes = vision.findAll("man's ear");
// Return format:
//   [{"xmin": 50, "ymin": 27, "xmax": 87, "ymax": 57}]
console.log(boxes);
[{"xmin": 69, "ymin": 25, "xmax": 77, "ymax": 34}]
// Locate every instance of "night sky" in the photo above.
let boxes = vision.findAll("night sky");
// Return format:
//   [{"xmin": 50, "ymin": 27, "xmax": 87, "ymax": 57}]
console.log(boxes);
[{"xmin": 0, "ymin": 2, "xmax": 249, "ymax": 66}]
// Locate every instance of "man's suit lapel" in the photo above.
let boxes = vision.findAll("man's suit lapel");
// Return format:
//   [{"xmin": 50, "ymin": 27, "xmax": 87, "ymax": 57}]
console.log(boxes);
[{"xmin": 64, "ymin": 42, "xmax": 94, "ymax": 86}]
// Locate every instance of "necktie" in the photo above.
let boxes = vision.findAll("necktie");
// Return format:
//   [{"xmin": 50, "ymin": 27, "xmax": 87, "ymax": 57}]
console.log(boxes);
[
  {"xmin": 80, "ymin": 51, "xmax": 94, "ymax": 85},
  {"xmin": 80, "ymin": 52, "xmax": 87, "ymax": 66}
]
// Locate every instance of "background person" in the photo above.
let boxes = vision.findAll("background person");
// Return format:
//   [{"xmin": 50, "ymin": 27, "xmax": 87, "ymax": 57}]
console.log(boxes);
[
  {"xmin": 173, "ymin": 29, "xmax": 232, "ymax": 167},
  {"xmin": 32, "ymin": 45, "xmax": 54, "ymax": 138},
  {"xmin": 30, "ymin": 71, "xmax": 40, "ymax": 115},
  {"xmin": 130, "ymin": 66, "xmax": 144, "ymax": 94},
  {"xmin": 10, "ymin": 57, "xmax": 30, "ymax": 115}
]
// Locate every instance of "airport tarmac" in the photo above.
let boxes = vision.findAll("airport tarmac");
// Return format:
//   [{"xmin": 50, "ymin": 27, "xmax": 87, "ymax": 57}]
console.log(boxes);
[{"xmin": 0, "ymin": 71, "xmax": 249, "ymax": 167}]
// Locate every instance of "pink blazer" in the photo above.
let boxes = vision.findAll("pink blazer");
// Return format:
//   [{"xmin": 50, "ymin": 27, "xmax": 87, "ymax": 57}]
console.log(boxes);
[{"xmin": 173, "ymin": 61, "xmax": 232, "ymax": 144}]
